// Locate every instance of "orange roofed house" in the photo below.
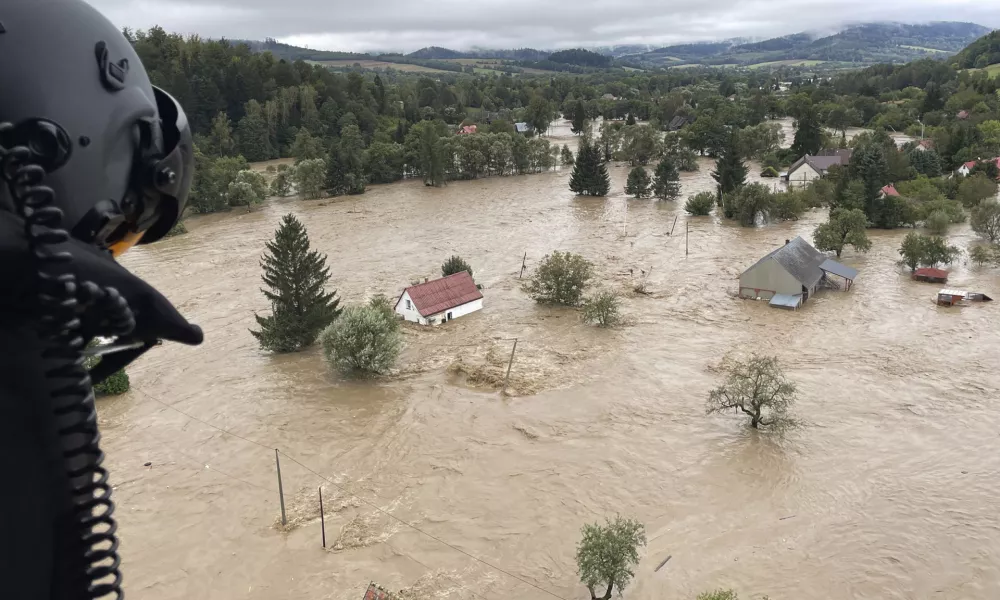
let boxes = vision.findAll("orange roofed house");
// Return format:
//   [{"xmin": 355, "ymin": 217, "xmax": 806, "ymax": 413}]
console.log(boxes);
[{"xmin": 394, "ymin": 271, "xmax": 483, "ymax": 325}]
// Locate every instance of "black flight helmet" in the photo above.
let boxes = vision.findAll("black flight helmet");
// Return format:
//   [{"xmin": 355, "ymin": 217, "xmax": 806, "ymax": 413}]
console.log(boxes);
[{"xmin": 0, "ymin": 0, "xmax": 193, "ymax": 255}]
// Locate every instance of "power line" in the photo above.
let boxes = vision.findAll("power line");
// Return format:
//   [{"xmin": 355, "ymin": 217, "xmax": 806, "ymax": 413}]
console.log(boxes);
[{"xmin": 130, "ymin": 385, "xmax": 569, "ymax": 600}]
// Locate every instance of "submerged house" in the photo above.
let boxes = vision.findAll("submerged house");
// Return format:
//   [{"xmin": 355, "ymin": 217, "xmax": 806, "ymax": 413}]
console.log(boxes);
[
  {"xmin": 784, "ymin": 149, "xmax": 852, "ymax": 188},
  {"xmin": 739, "ymin": 236, "xmax": 858, "ymax": 309},
  {"xmin": 394, "ymin": 271, "xmax": 483, "ymax": 325}
]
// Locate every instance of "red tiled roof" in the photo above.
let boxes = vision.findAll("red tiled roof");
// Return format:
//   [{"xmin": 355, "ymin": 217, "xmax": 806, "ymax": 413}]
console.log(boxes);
[
  {"xmin": 400, "ymin": 271, "xmax": 482, "ymax": 317},
  {"xmin": 880, "ymin": 184, "xmax": 900, "ymax": 197},
  {"xmin": 963, "ymin": 160, "xmax": 977, "ymax": 169},
  {"xmin": 914, "ymin": 268, "xmax": 948, "ymax": 279},
  {"xmin": 458, "ymin": 125, "xmax": 477, "ymax": 134}
]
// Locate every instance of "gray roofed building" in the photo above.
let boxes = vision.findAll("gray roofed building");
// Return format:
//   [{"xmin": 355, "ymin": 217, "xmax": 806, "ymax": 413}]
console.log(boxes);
[
  {"xmin": 785, "ymin": 149, "xmax": 852, "ymax": 188},
  {"xmin": 739, "ymin": 236, "xmax": 857, "ymax": 306},
  {"xmin": 514, "ymin": 122, "xmax": 532, "ymax": 134}
]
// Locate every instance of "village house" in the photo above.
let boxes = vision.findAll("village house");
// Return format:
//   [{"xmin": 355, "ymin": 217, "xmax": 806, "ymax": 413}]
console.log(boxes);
[
  {"xmin": 457, "ymin": 125, "xmax": 477, "ymax": 135},
  {"xmin": 914, "ymin": 139, "xmax": 935, "ymax": 152},
  {"xmin": 739, "ymin": 237, "xmax": 858, "ymax": 309},
  {"xmin": 514, "ymin": 122, "xmax": 532, "ymax": 135},
  {"xmin": 667, "ymin": 115, "xmax": 694, "ymax": 131},
  {"xmin": 394, "ymin": 271, "xmax": 483, "ymax": 325},
  {"xmin": 784, "ymin": 149, "xmax": 853, "ymax": 188},
  {"xmin": 880, "ymin": 184, "xmax": 900, "ymax": 198},
  {"xmin": 956, "ymin": 158, "xmax": 1000, "ymax": 178}
]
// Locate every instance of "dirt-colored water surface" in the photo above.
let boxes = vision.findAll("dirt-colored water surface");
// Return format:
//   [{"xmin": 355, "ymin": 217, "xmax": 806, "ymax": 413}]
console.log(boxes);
[{"xmin": 108, "ymin": 119, "xmax": 999, "ymax": 600}]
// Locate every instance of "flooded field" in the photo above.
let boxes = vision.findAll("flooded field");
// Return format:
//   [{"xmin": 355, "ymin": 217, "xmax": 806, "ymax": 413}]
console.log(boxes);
[{"xmin": 107, "ymin": 119, "xmax": 1000, "ymax": 600}]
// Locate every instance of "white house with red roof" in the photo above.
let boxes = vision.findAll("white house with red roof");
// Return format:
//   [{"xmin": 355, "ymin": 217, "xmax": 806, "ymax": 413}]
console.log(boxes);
[
  {"xmin": 880, "ymin": 184, "xmax": 900, "ymax": 198},
  {"xmin": 394, "ymin": 271, "xmax": 483, "ymax": 325},
  {"xmin": 957, "ymin": 160, "xmax": 978, "ymax": 176}
]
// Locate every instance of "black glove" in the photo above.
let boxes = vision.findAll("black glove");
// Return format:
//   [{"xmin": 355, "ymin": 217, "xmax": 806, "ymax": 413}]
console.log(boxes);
[{"xmin": 0, "ymin": 210, "xmax": 202, "ymax": 379}]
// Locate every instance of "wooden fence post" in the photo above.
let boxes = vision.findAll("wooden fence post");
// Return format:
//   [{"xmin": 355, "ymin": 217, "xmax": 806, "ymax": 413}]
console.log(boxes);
[{"xmin": 275, "ymin": 449, "xmax": 286, "ymax": 526}]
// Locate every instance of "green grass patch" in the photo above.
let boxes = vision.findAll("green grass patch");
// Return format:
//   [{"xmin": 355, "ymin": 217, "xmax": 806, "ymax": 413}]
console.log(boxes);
[
  {"xmin": 748, "ymin": 59, "xmax": 824, "ymax": 69},
  {"xmin": 900, "ymin": 45, "xmax": 949, "ymax": 53}
]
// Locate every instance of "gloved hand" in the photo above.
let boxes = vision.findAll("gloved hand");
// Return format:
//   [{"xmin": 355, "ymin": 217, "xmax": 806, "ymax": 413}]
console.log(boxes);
[{"xmin": 0, "ymin": 210, "xmax": 202, "ymax": 379}]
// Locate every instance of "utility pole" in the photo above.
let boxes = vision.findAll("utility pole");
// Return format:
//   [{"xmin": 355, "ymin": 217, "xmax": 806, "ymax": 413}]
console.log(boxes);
[
  {"xmin": 319, "ymin": 486, "xmax": 326, "ymax": 548},
  {"xmin": 502, "ymin": 338, "xmax": 518, "ymax": 396},
  {"xmin": 519, "ymin": 252, "xmax": 527, "ymax": 279},
  {"xmin": 275, "ymin": 449, "xmax": 286, "ymax": 526}
]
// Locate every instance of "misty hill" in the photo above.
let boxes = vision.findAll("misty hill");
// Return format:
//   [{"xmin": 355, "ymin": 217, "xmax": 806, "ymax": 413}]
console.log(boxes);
[
  {"xmin": 239, "ymin": 38, "xmax": 367, "ymax": 61},
  {"xmin": 640, "ymin": 21, "xmax": 990, "ymax": 66},
  {"xmin": 951, "ymin": 29, "xmax": 1000, "ymax": 69},
  {"xmin": 548, "ymin": 48, "xmax": 612, "ymax": 67},
  {"xmin": 407, "ymin": 46, "xmax": 463, "ymax": 59}
]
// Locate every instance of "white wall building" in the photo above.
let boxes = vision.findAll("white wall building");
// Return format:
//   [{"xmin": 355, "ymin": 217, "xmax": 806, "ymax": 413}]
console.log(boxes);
[
  {"xmin": 394, "ymin": 271, "xmax": 483, "ymax": 326},
  {"xmin": 784, "ymin": 150, "xmax": 853, "ymax": 188}
]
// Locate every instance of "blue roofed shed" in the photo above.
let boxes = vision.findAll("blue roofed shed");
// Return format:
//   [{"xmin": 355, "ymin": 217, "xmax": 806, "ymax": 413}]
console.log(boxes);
[{"xmin": 769, "ymin": 293, "xmax": 803, "ymax": 310}]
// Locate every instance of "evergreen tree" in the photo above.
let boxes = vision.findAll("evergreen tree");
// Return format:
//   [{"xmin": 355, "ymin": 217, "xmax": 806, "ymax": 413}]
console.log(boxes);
[
  {"xmin": 251, "ymin": 214, "xmax": 341, "ymax": 352},
  {"xmin": 325, "ymin": 143, "xmax": 348, "ymax": 195},
  {"xmin": 236, "ymin": 103, "xmax": 273, "ymax": 162},
  {"xmin": 652, "ymin": 158, "xmax": 681, "ymax": 201},
  {"xmin": 626, "ymin": 112, "xmax": 636, "ymax": 126},
  {"xmin": 569, "ymin": 136, "xmax": 611, "ymax": 196},
  {"xmin": 571, "ymin": 100, "xmax": 587, "ymax": 135},
  {"xmin": 711, "ymin": 131, "xmax": 748, "ymax": 202},
  {"xmin": 849, "ymin": 142, "xmax": 891, "ymax": 225},
  {"xmin": 625, "ymin": 166, "xmax": 651, "ymax": 198},
  {"xmin": 791, "ymin": 108, "xmax": 823, "ymax": 157},
  {"xmin": 561, "ymin": 144, "xmax": 575, "ymax": 166}
]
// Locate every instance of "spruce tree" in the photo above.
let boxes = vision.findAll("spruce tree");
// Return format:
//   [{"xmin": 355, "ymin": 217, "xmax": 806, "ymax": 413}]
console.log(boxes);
[
  {"xmin": 561, "ymin": 144, "xmax": 575, "ymax": 166},
  {"xmin": 791, "ymin": 109, "xmax": 823, "ymax": 157},
  {"xmin": 711, "ymin": 131, "xmax": 748, "ymax": 202},
  {"xmin": 652, "ymin": 158, "xmax": 681, "ymax": 201},
  {"xmin": 626, "ymin": 112, "xmax": 637, "ymax": 126},
  {"xmin": 325, "ymin": 143, "xmax": 347, "ymax": 195},
  {"xmin": 251, "ymin": 214, "xmax": 341, "ymax": 353},
  {"xmin": 625, "ymin": 166, "xmax": 651, "ymax": 198},
  {"xmin": 569, "ymin": 137, "xmax": 610, "ymax": 196},
  {"xmin": 236, "ymin": 103, "xmax": 272, "ymax": 162},
  {"xmin": 571, "ymin": 100, "xmax": 587, "ymax": 135}
]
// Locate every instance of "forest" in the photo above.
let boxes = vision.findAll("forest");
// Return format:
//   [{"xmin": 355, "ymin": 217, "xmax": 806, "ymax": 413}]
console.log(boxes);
[{"xmin": 128, "ymin": 25, "xmax": 1000, "ymax": 258}]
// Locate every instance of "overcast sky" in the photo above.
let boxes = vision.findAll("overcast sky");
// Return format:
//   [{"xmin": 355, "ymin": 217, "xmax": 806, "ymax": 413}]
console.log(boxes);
[{"xmin": 89, "ymin": 0, "xmax": 1000, "ymax": 53}]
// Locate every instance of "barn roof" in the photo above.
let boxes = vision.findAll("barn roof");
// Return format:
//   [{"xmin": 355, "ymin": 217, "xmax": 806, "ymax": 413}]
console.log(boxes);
[
  {"xmin": 398, "ymin": 271, "xmax": 482, "ymax": 317},
  {"xmin": 743, "ymin": 236, "xmax": 827, "ymax": 289}
]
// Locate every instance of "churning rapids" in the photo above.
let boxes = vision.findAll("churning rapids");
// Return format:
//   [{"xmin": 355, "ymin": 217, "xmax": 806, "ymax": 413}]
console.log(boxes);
[{"xmin": 107, "ymin": 119, "xmax": 1000, "ymax": 600}]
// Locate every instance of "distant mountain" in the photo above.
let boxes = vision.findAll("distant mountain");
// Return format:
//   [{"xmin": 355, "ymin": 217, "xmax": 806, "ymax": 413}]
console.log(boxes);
[
  {"xmin": 951, "ymin": 29, "xmax": 1000, "ymax": 69},
  {"xmin": 638, "ymin": 21, "xmax": 991, "ymax": 68},
  {"xmin": 407, "ymin": 46, "xmax": 463, "ymax": 59}
]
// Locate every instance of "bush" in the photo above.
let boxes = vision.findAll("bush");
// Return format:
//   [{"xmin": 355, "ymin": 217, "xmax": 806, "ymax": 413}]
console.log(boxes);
[
  {"xmin": 294, "ymin": 158, "xmax": 328, "ymax": 199},
  {"xmin": 924, "ymin": 210, "xmax": 950, "ymax": 235},
  {"xmin": 164, "ymin": 220, "xmax": 188, "ymax": 237},
  {"xmin": 685, "ymin": 191, "xmax": 715, "ymax": 215},
  {"xmin": 697, "ymin": 591, "xmax": 739, "ymax": 600},
  {"xmin": 770, "ymin": 191, "xmax": 806, "ymax": 221},
  {"xmin": 269, "ymin": 163, "xmax": 293, "ymax": 196},
  {"xmin": 968, "ymin": 244, "xmax": 997, "ymax": 267},
  {"xmin": 527, "ymin": 251, "xmax": 593, "ymax": 306},
  {"xmin": 760, "ymin": 166, "xmax": 780, "ymax": 178},
  {"xmin": 582, "ymin": 290, "xmax": 622, "ymax": 327},
  {"xmin": 899, "ymin": 232, "xmax": 959, "ymax": 271},
  {"xmin": 320, "ymin": 298, "xmax": 402, "ymax": 377},
  {"xmin": 227, "ymin": 169, "xmax": 268, "ymax": 207},
  {"xmin": 95, "ymin": 370, "xmax": 130, "ymax": 396},
  {"xmin": 957, "ymin": 173, "xmax": 998, "ymax": 208},
  {"xmin": 441, "ymin": 255, "xmax": 473, "ymax": 278},
  {"xmin": 726, "ymin": 182, "xmax": 773, "ymax": 226}
]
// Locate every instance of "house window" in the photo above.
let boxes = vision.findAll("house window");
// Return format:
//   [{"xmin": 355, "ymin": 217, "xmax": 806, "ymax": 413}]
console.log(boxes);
[{"xmin": 406, "ymin": 299, "xmax": 411, "ymax": 309}]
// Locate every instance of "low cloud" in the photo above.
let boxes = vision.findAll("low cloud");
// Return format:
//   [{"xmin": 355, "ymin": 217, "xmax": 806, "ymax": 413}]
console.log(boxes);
[{"xmin": 91, "ymin": 0, "xmax": 1000, "ymax": 52}]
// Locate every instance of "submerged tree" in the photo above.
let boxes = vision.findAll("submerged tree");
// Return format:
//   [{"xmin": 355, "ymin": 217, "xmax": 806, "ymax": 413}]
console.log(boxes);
[
  {"xmin": 813, "ymin": 208, "xmax": 871, "ymax": 258},
  {"xmin": 685, "ymin": 192, "xmax": 715, "ymax": 216},
  {"xmin": 791, "ymin": 107, "xmax": 823, "ymax": 157},
  {"xmin": 251, "ymin": 214, "xmax": 341, "ymax": 352},
  {"xmin": 971, "ymin": 200, "xmax": 1000, "ymax": 243},
  {"xmin": 441, "ymin": 255, "xmax": 473, "ymax": 278},
  {"xmin": 320, "ymin": 297, "xmax": 402, "ymax": 377},
  {"xmin": 527, "ymin": 251, "xmax": 593, "ymax": 306},
  {"xmin": 571, "ymin": 100, "xmax": 587, "ymax": 135},
  {"xmin": 706, "ymin": 354, "xmax": 796, "ymax": 429},
  {"xmin": 625, "ymin": 166, "xmax": 651, "ymax": 198},
  {"xmin": 576, "ymin": 515, "xmax": 646, "ymax": 600},
  {"xmin": 570, "ymin": 136, "xmax": 611, "ymax": 196},
  {"xmin": 269, "ymin": 163, "xmax": 293, "ymax": 196},
  {"xmin": 652, "ymin": 158, "xmax": 681, "ymax": 201},
  {"xmin": 582, "ymin": 290, "xmax": 623, "ymax": 327},
  {"xmin": 295, "ymin": 158, "xmax": 327, "ymax": 199},
  {"xmin": 561, "ymin": 144, "xmax": 575, "ymax": 166}
]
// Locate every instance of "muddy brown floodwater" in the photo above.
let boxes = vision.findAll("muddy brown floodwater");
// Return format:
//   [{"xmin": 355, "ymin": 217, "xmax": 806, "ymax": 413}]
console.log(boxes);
[{"xmin": 107, "ymin": 119, "xmax": 1000, "ymax": 600}]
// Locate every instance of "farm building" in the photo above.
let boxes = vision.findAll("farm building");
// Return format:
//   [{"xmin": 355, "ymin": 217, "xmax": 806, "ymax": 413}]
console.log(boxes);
[
  {"xmin": 739, "ymin": 237, "xmax": 858, "ymax": 309},
  {"xmin": 514, "ymin": 122, "xmax": 532, "ymax": 135},
  {"xmin": 784, "ymin": 149, "xmax": 852, "ymax": 188},
  {"xmin": 937, "ymin": 289, "xmax": 993, "ymax": 306},
  {"xmin": 913, "ymin": 268, "xmax": 948, "ymax": 284},
  {"xmin": 394, "ymin": 271, "xmax": 483, "ymax": 325}
]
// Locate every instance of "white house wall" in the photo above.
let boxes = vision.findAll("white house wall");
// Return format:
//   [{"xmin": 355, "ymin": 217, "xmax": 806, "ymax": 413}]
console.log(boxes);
[
  {"xmin": 394, "ymin": 294, "xmax": 483, "ymax": 326},
  {"xmin": 787, "ymin": 162, "xmax": 821, "ymax": 188}
]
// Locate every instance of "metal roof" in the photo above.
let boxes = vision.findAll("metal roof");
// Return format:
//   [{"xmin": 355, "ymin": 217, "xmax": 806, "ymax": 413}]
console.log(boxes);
[
  {"xmin": 939, "ymin": 289, "xmax": 967, "ymax": 297},
  {"xmin": 769, "ymin": 293, "xmax": 802, "ymax": 309},
  {"xmin": 397, "ymin": 272, "xmax": 482, "ymax": 317},
  {"xmin": 819, "ymin": 258, "xmax": 858, "ymax": 281},
  {"xmin": 514, "ymin": 122, "xmax": 531, "ymax": 133},
  {"xmin": 743, "ymin": 236, "xmax": 827, "ymax": 289}
]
